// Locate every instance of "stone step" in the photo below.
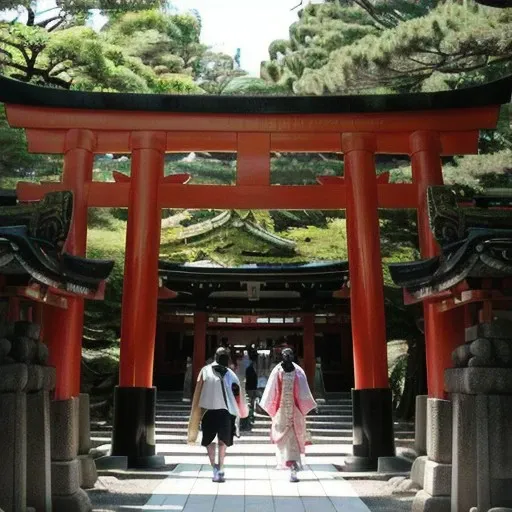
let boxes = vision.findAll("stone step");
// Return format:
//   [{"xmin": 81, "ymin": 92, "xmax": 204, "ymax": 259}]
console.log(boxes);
[
  {"xmin": 91, "ymin": 419, "xmax": 357, "ymax": 433},
  {"xmin": 155, "ymin": 409, "xmax": 352, "ymax": 417},
  {"xmin": 91, "ymin": 434, "xmax": 353, "ymax": 445},
  {"xmin": 150, "ymin": 414, "xmax": 352, "ymax": 425},
  {"xmin": 152, "ymin": 414, "xmax": 352, "ymax": 423},
  {"xmin": 156, "ymin": 402, "xmax": 352, "ymax": 412},
  {"xmin": 151, "ymin": 419, "xmax": 356, "ymax": 427},
  {"xmin": 156, "ymin": 399, "xmax": 353, "ymax": 406},
  {"xmin": 91, "ymin": 429, "xmax": 414, "ymax": 447}
]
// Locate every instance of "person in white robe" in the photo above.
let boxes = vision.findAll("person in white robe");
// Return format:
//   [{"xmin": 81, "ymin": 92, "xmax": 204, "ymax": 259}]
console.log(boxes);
[
  {"xmin": 259, "ymin": 348, "xmax": 316, "ymax": 482},
  {"xmin": 187, "ymin": 347, "xmax": 248, "ymax": 482}
]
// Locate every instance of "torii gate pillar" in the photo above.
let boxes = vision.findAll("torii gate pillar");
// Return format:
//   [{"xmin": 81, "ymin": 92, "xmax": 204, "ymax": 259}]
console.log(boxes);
[
  {"xmin": 343, "ymin": 133, "xmax": 395, "ymax": 471},
  {"xmin": 111, "ymin": 132, "xmax": 166, "ymax": 468}
]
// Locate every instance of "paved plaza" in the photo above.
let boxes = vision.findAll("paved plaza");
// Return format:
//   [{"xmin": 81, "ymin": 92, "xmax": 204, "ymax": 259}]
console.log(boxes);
[
  {"xmin": 90, "ymin": 455, "xmax": 414, "ymax": 512},
  {"xmin": 141, "ymin": 460, "xmax": 369, "ymax": 512},
  {"xmin": 89, "ymin": 395, "xmax": 416, "ymax": 512}
]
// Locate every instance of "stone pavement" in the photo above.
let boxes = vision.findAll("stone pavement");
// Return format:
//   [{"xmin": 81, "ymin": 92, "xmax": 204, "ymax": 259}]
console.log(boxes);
[
  {"xmin": 140, "ymin": 459, "xmax": 370, "ymax": 512},
  {"xmin": 89, "ymin": 394, "xmax": 416, "ymax": 511}
]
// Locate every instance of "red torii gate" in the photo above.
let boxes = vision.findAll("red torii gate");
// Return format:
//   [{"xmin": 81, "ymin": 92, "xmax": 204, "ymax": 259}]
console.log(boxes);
[{"xmin": 2, "ymin": 74, "xmax": 511, "ymax": 470}]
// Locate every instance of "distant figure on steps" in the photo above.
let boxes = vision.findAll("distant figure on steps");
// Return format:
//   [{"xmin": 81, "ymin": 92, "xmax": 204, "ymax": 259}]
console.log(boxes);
[
  {"xmin": 183, "ymin": 356, "xmax": 192, "ymax": 402},
  {"xmin": 187, "ymin": 347, "xmax": 248, "ymax": 483},
  {"xmin": 259, "ymin": 348, "xmax": 316, "ymax": 482}
]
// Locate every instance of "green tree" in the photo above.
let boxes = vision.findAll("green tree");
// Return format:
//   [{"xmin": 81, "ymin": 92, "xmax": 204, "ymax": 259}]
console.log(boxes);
[
  {"xmin": 196, "ymin": 50, "xmax": 246, "ymax": 94},
  {"xmin": 221, "ymin": 76, "xmax": 289, "ymax": 95},
  {"xmin": 103, "ymin": 9, "xmax": 206, "ymax": 78},
  {"xmin": 0, "ymin": 7, "xmax": 208, "ymax": 93},
  {"xmin": 0, "ymin": 105, "xmax": 62, "ymax": 182},
  {"xmin": 262, "ymin": 1, "xmax": 512, "ymax": 94}
]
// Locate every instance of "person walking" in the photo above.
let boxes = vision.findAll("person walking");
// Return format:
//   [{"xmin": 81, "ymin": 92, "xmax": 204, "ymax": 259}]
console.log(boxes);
[
  {"xmin": 187, "ymin": 347, "xmax": 248, "ymax": 482},
  {"xmin": 245, "ymin": 358, "xmax": 258, "ymax": 424},
  {"xmin": 259, "ymin": 348, "xmax": 316, "ymax": 482}
]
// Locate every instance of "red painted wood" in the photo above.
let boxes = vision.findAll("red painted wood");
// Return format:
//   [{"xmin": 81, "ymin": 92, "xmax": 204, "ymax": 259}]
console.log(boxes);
[
  {"xmin": 16, "ymin": 181, "xmax": 420, "ymax": 209},
  {"xmin": 113, "ymin": 171, "xmax": 131, "ymax": 182},
  {"xmin": 24, "ymin": 128, "xmax": 480, "ymax": 156},
  {"xmin": 7, "ymin": 105, "xmax": 500, "ymax": 133},
  {"xmin": 411, "ymin": 130, "xmax": 464, "ymax": 399},
  {"xmin": 43, "ymin": 129, "xmax": 95, "ymax": 399},
  {"xmin": 119, "ymin": 132, "xmax": 165, "ymax": 388},
  {"xmin": 7, "ymin": 297, "xmax": 20, "ymax": 322},
  {"xmin": 343, "ymin": 133, "xmax": 389, "ymax": 390},
  {"xmin": 237, "ymin": 133, "xmax": 271, "ymax": 186}
]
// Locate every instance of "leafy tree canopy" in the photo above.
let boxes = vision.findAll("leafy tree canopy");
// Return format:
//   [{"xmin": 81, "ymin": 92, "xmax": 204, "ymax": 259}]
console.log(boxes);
[
  {"xmin": 0, "ymin": 6, "xmax": 212, "ymax": 92},
  {"xmin": 262, "ymin": 1, "xmax": 512, "ymax": 94}
]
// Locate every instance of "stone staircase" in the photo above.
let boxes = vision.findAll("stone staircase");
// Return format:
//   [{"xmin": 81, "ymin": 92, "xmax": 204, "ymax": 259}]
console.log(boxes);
[{"xmin": 91, "ymin": 391, "xmax": 415, "ymax": 465}]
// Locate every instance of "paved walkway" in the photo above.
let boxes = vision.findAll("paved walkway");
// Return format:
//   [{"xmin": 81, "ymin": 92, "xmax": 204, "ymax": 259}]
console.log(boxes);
[{"xmin": 141, "ymin": 458, "xmax": 370, "ymax": 512}]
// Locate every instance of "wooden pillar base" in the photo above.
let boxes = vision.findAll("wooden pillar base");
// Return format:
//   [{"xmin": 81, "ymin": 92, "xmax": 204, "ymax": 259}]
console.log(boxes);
[
  {"xmin": 111, "ymin": 387, "xmax": 165, "ymax": 469},
  {"xmin": 345, "ymin": 388, "xmax": 395, "ymax": 472}
]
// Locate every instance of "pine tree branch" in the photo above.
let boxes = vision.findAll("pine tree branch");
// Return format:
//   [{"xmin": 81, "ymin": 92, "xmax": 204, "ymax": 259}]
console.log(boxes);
[
  {"xmin": 0, "ymin": 47, "xmax": 13, "ymax": 61},
  {"xmin": 352, "ymin": 0, "xmax": 398, "ymax": 29},
  {"xmin": 26, "ymin": 6, "xmax": 35, "ymax": 27},
  {"xmin": 4, "ymin": 60, "xmax": 71, "ymax": 88},
  {"xmin": 0, "ymin": 34, "xmax": 30, "ymax": 63},
  {"xmin": 37, "ymin": 15, "xmax": 64, "ymax": 29},
  {"xmin": 47, "ymin": 17, "xmax": 67, "ymax": 32}
]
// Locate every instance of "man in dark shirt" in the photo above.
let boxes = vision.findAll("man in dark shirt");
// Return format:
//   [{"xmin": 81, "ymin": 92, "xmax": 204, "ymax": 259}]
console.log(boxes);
[{"xmin": 245, "ymin": 359, "xmax": 258, "ymax": 423}]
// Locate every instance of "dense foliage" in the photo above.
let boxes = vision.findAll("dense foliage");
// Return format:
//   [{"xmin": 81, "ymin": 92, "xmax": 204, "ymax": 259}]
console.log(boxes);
[{"xmin": 262, "ymin": 1, "xmax": 512, "ymax": 94}]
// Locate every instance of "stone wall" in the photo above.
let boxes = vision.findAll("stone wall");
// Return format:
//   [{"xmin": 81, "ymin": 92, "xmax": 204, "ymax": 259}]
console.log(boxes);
[
  {"xmin": 0, "ymin": 321, "xmax": 55, "ymax": 512},
  {"xmin": 0, "ymin": 320, "xmax": 95, "ymax": 512},
  {"xmin": 446, "ymin": 319, "xmax": 512, "ymax": 512}
]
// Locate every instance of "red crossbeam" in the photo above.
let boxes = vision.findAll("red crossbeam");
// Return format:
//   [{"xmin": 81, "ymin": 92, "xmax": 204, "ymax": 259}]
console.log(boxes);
[{"xmin": 17, "ymin": 181, "xmax": 418, "ymax": 209}]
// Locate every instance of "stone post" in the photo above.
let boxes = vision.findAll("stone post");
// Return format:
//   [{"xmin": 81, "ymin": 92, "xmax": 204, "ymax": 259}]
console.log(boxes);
[
  {"xmin": 414, "ymin": 394, "xmax": 428, "ymax": 456},
  {"xmin": 0, "ymin": 320, "xmax": 55, "ymax": 512},
  {"xmin": 0, "ymin": 362, "xmax": 28, "ymax": 512},
  {"xmin": 51, "ymin": 396, "xmax": 92, "ymax": 511},
  {"xmin": 13, "ymin": 320, "xmax": 56, "ymax": 512},
  {"xmin": 446, "ymin": 319, "xmax": 512, "ymax": 512},
  {"xmin": 411, "ymin": 398, "xmax": 453, "ymax": 512},
  {"xmin": 78, "ymin": 393, "xmax": 97, "ymax": 489},
  {"xmin": 26, "ymin": 365, "xmax": 56, "ymax": 512}
]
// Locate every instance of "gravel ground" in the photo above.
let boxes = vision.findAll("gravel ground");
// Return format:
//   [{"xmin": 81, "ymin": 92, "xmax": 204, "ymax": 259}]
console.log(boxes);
[
  {"xmin": 349, "ymin": 478, "xmax": 415, "ymax": 512},
  {"xmin": 89, "ymin": 475, "xmax": 167, "ymax": 511}
]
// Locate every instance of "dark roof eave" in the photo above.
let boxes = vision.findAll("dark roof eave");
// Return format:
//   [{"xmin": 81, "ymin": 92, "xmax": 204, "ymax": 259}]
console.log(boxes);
[
  {"xmin": 0, "ymin": 74, "xmax": 511, "ymax": 114},
  {"xmin": 158, "ymin": 261, "xmax": 349, "ymax": 282}
]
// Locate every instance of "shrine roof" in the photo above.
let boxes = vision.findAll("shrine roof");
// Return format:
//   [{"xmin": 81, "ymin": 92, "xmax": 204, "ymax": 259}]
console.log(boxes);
[
  {"xmin": 0, "ymin": 74, "xmax": 511, "ymax": 114},
  {"xmin": 159, "ymin": 260, "xmax": 349, "ymax": 283},
  {"xmin": 388, "ymin": 186, "xmax": 512, "ymax": 301},
  {"xmin": 159, "ymin": 261, "xmax": 349, "ymax": 313},
  {"xmin": 0, "ymin": 191, "xmax": 114, "ymax": 298}
]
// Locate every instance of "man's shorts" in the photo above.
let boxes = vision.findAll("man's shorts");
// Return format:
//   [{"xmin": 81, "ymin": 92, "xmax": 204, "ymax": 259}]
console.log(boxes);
[{"xmin": 201, "ymin": 409, "xmax": 236, "ymax": 447}]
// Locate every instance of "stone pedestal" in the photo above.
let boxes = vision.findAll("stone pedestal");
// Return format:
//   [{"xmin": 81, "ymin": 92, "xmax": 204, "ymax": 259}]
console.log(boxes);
[
  {"xmin": 78, "ymin": 393, "xmax": 97, "ymax": 489},
  {"xmin": 51, "ymin": 397, "xmax": 92, "ymax": 512},
  {"xmin": 411, "ymin": 398, "xmax": 452, "ymax": 512},
  {"xmin": 0, "ymin": 364, "xmax": 28, "ymax": 512},
  {"xmin": 26, "ymin": 366, "xmax": 55, "ymax": 512},
  {"xmin": 446, "ymin": 367, "xmax": 512, "ymax": 512},
  {"xmin": 415, "ymin": 394, "xmax": 428, "ymax": 456}
]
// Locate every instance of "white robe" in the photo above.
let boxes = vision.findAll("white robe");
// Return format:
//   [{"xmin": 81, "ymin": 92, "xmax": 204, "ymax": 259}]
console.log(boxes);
[{"xmin": 259, "ymin": 363, "xmax": 316, "ymax": 467}]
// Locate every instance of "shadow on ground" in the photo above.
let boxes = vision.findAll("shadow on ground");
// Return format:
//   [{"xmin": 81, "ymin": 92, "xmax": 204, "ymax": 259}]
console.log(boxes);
[
  {"xmin": 350, "ymin": 479, "xmax": 415, "ymax": 512},
  {"xmin": 88, "ymin": 476, "xmax": 167, "ymax": 512}
]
